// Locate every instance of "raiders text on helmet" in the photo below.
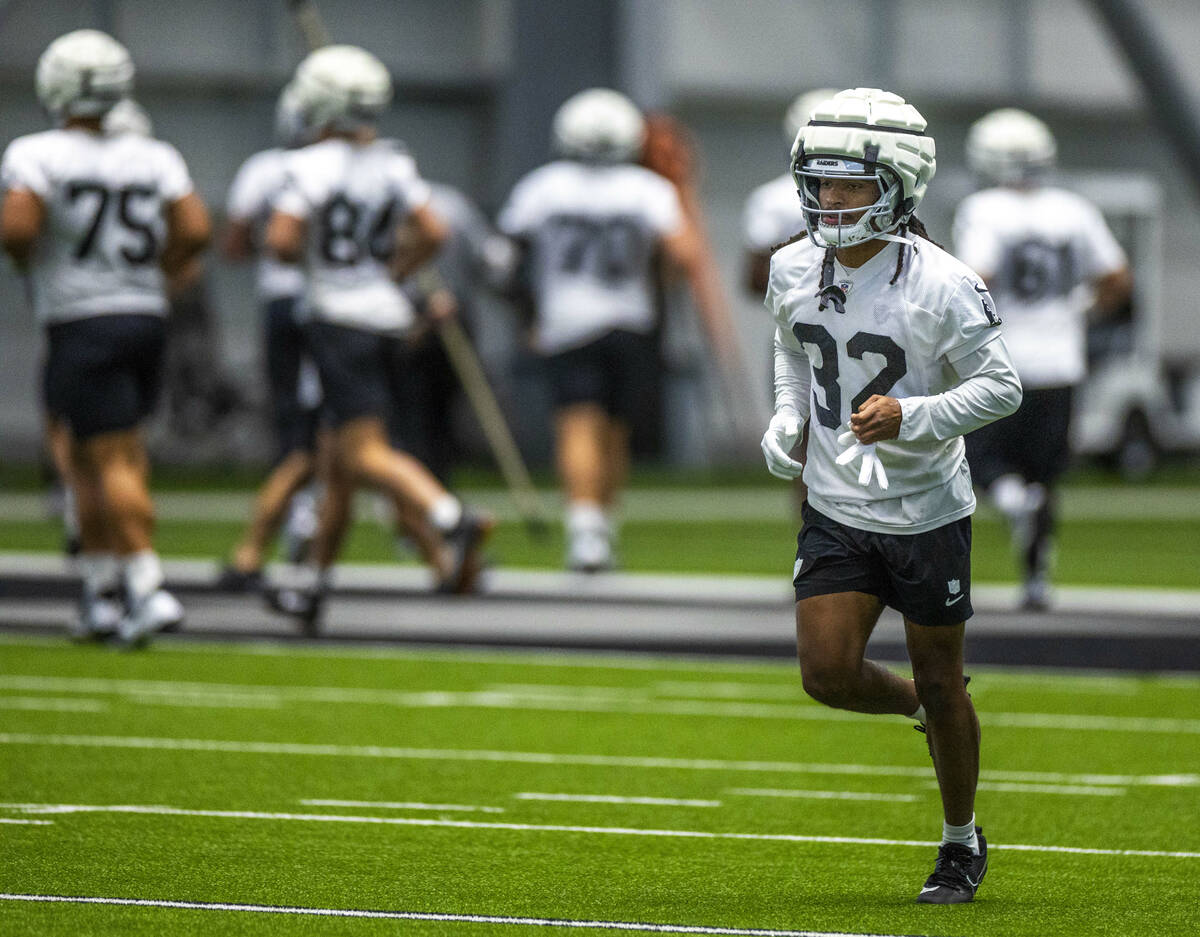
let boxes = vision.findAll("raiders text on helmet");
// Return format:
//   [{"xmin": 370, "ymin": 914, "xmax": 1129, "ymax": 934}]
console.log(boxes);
[
  {"xmin": 966, "ymin": 107, "xmax": 1056, "ymax": 185},
  {"xmin": 291, "ymin": 45, "xmax": 393, "ymax": 134},
  {"xmin": 790, "ymin": 88, "xmax": 937, "ymax": 248},
  {"xmin": 36, "ymin": 29, "xmax": 135, "ymax": 121},
  {"xmin": 552, "ymin": 88, "xmax": 645, "ymax": 163}
]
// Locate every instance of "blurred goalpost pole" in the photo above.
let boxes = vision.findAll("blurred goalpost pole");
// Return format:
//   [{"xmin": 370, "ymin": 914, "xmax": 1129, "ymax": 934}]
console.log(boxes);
[{"xmin": 285, "ymin": 0, "xmax": 550, "ymax": 537}]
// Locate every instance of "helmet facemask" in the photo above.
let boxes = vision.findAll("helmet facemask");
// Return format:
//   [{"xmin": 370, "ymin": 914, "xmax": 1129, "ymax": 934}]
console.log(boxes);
[{"xmin": 794, "ymin": 155, "xmax": 906, "ymax": 249}]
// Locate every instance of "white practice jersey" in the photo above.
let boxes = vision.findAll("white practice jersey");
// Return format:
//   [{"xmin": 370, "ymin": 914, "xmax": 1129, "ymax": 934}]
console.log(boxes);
[
  {"xmin": 953, "ymin": 186, "xmax": 1127, "ymax": 389},
  {"xmin": 742, "ymin": 172, "xmax": 805, "ymax": 254},
  {"xmin": 274, "ymin": 137, "xmax": 430, "ymax": 333},
  {"xmin": 0, "ymin": 127, "xmax": 192, "ymax": 326},
  {"xmin": 498, "ymin": 160, "xmax": 683, "ymax": 353},
  {"xmin": 226, "ymin": 147, "xmax": 306, "ymax": 301},
  {"xmin": 769, "ymin": 237, "xmax": 1017, "ymax": 534}
]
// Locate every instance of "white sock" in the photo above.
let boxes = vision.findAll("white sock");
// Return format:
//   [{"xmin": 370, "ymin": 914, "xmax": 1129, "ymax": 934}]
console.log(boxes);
[
  {"xmin": 942, "ymin": 815, "xmax": 980, "ymax": 854},
  {"xmin": 566, "ymin": 500, "xmax": 606, "ymax": 537},
  {"xmin": 123, "ymin": 550, "xmax": 164, "ymax": 602},
  {"xmin": 990, "ymin": 474, "xmax": 1027, "ymax": 520},
  {"xmin": 428, "ymin": 494, "xmax": 463, "ymax": 533},
  {"xmin": 79, "ymin": 552, "xmax": 119, "ymax": 597},
  {"xmin": 909, "ymin": 703, "xmax": 926, "ymax": 723}
]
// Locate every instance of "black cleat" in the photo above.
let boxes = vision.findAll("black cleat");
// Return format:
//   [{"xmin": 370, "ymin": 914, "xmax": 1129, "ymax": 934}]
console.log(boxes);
[
  {"xmin": 916, "ymin": 828, "xmax": 988, "ymax": 904},
  {"xmin": 264, "ymin": 586, "xmax": 325, "ymax": 637},
  {"xmin": 215, "ymin": 565, "xmax": 264, "ymax": 593},
  {"xmin": 438, "ymin": 510, "xmax": 495, "ymax": 595}
]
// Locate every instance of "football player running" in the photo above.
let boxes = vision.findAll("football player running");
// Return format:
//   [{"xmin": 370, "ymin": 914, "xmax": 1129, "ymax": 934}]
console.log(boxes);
[
  {"xmin": 218, "ymin": 82, "xmax": 323, "ymax": 592},
  {"xmin": 498, "ymin": 89, "xmax": 699, "ymax": 572},
  {"xmin": 265, "ymin": 44, "xmax": 492, "ymax": 625},
  {"xmin": 1, "ymin": 30, "xmax": 211, "ymax": 647},
  {"xmin": 954, "ymin": 108, "xmax": 1132, "ymax": 610},
  {"xmin": 760, "ymin": 88, "xmax": 1022, "ymax": 903}
]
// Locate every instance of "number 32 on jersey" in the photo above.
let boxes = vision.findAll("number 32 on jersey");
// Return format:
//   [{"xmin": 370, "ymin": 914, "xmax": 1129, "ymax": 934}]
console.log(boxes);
[{"xmin": 791, "ymin": 323, "xmax": 907, "ymax": 430}]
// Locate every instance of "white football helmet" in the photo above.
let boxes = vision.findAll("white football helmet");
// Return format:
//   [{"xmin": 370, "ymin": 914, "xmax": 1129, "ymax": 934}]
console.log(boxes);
[
  {"xmin": 36, "ymin": 29, "xmax": 135, "ymax": 121},
  {"xmin": 274, "ymin": 81, "xmax": 308, "ymax": 148},
  {"xmin": 790, "ymin": 87, "xmax": 937, "ymax": 249},
  {"xmin": 291, "ymin": 44, "xmax": 392, "ymax": 133},
  {"xmin": 552, "ymin": 88, "xmax": 645, "ymax": 163},
  {"xmin": 102, "ymin": 98, "xmax": 153, "ymax": 137},
  {"xmin": 782, "ymin": 88, "xmax": 839, "ymax": 145},
  {"xmin": 966, "ymin": 107, "xmax": 1056, "ymax": 185}
]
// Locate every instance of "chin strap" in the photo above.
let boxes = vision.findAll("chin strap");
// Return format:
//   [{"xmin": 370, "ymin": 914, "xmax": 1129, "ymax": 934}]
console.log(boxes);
[
  {"xmin": 816, "ymin": 247, "xmax": 846, "ymax": 315},
  {"xmin": 876, "ymin": 230, "xmax": 919, "ymax": 248}
]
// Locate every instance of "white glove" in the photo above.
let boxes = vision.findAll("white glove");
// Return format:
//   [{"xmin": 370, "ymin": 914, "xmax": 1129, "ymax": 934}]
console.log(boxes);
[
  {"xmin": 836, "ymin": 428, "xmax": 889, "ymax": 490},
  {"xmin": 761, "ymin": 412, "xmax": 804, "ymax": 480}
]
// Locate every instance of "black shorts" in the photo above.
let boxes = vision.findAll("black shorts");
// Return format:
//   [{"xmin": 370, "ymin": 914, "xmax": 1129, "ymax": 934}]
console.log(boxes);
[
  {"xmin": 44, "ymin": 313, "xmax": 166, "ymax": 440},
  {"xmin": 264, "ymin": 297, "xmax": 318, "ymax": 460},
  {"xmin": 544, "ymin": 328, "xmax": 657, "ymax": 422},
  {"xmin": 303, "ymin": 321, "xmax": 394, "ymax": 428},
  {"xmin": 965, "ymin": 385, "xmax": 1073, "ymax": 489},
  {"xmin": 793, "ymin": 502, "xmax": 974, "ymax": 627}
]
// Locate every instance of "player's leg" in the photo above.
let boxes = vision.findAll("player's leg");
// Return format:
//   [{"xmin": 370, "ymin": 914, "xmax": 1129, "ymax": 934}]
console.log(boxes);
[
  {"xmin": 1019, "ymin": 386, "xmax": 1074, "ymax": 609},
  {"xmin": 905, "ymin": 617, "xmax": 986, "ymax": 904},
  {"xmin": 792, "ymin": 504, "xmax": 921, "ymax": 715},
  {"xmin": 556, "ymin": 402, "xmax": 612, "ymax": 571},
  {"xmin": 223, "ymin": 449, "xmax": 316, "ymax": 586},
  {"xmin": 796, "ymin": 591, "xmax": 920, "ymax": 714}
]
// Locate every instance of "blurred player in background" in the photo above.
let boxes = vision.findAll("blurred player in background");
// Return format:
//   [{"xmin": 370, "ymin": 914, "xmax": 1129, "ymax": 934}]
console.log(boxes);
[
  {"xmin": 1, "ymin": 30, "xmax": 211, "ymax": 646},
  {"xmin": 954, "ymin": 108, "xmax": 1132, "ymax": 609},
  {"xmin": 498, "ymin": 88, "xmax": 701, "ymax": 572},
  {"xmin": 761, "ymin": 88, "xmax": 1022, "ymax": 903},
  {"xmin": 740, "ymin": 88, "xmax": 837, "ymax": 513},
  {"xmin": 265, "ymin": 44, "xmax": 492, "ymax": 628},
  {"xmin": 218, "ymin": 82, "xmax": 322, "ymax": 592}
]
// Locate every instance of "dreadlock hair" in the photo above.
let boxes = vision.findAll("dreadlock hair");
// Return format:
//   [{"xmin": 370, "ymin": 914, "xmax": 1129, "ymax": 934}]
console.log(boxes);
[{"xmin": 887, "ymin": 215, "xmax": 942, "ymax": 285}]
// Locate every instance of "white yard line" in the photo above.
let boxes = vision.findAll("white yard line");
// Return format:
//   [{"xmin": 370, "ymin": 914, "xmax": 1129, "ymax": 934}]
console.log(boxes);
[
  {"xmin": 300, "ymin": 799, "xmax": 503, "ymax": 814},
  {"xmin": 726, "ymin": 789, "xmax": 919, "ymax": 804},
  {"xmin": 2, "ymin": 803, "xmax": 1198, "ymax": 859},
  {"xmin": 6, "ymin": 674, "xmax": 1200, "ymax": 733},
  {"xmin": 3, "ymin": 732, "xmax": 1196, "ymax": 788},
  {"xmin": 515, "ymin": 793, "xmax": 721, "ymax": 808},
  {"xmin": 0, "ymin": 818, "xmax": 53, "ymax": 825},
  {"xmin": 971, "ymin": 781, "xmax": 1126, "ymax": 797},
  {"xmin": 0, "ymin": 696, "xmax": 107, "ymax": 713},
  {"xmin": 0, "ymin": 894, "xmax": 927, "ymax": 937}
]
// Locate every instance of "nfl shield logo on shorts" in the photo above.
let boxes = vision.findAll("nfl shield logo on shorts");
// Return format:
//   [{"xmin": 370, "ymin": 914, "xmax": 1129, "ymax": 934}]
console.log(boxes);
[{"xmin": 947, "ymin": 579, "xmax": 960, "ymax": 595}]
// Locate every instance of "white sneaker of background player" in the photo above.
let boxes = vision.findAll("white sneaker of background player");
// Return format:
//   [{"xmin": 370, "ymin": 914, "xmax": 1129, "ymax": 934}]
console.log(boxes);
[
  {"xmin": 70, "ymin": 592, "xmax": 123, "ymax": 641},
  {"xmin": 117, "ymin": 589, "xmax": 184, "ymax": 645},
  {"xmin": 567, "ymin": 528, "xmax": 613, "ymax": 572}
]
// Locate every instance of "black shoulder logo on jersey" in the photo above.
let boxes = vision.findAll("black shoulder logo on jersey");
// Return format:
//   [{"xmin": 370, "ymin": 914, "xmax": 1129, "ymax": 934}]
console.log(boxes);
[{"xmin": 974, "ymin": 282, "xmax": 1001, "ymax": 327}]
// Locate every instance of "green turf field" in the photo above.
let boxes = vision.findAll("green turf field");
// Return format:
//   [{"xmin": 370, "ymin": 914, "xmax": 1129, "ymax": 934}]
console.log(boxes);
[
  {"xmin": 2, "ymin": 635, "xmax": 1198, "ymax": 936},
  {"xmin": 2, "ymin": 484, "xmax": 1199, "ymax": 587}
]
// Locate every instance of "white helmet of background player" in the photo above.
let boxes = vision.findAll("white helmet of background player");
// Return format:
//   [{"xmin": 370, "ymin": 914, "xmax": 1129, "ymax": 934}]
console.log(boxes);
[
  {"xmin": 102, "ymin": 97, "xmax": 153, "ymax": 137},
  {"xmin": 36, "ymin": 29, "xmax": 135, "ymax": 121},
  {"xmin": 966, "ymin": 107, "xmax": 1056, "ymax": 185},
  {"xmin": 782, "ymin": 88, "xmax": 839, "ymax": 146},
  {"xmin": 291, "ymin": 44, "xmax": 392, "ymax": 134},
  {"xmin": 791, "ymin": 87, "xmax": 937, "ymax": 249},
  {"xmin": 552, "ymin": 88, "xmax": 645, "ymax": 163},
  {"xmin": 274, "ymin": 81, "xmax": 309, "ymax": 147}
]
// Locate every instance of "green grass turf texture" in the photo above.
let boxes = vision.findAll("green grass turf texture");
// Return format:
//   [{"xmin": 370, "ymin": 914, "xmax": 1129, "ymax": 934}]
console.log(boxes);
[
  {"xmin": 1, "ymin": 511, "xmax": 1198, "ymax": 588},
  {"xmin": 2, "ymin": 636, "xmax": 1199, "ymax": 936}
]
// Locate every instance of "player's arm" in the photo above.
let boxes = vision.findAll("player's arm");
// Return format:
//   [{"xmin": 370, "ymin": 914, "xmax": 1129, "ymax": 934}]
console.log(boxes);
[
  {"xmin": 0, "ymin": 188, "xmax": 45, "ymax": 269},
  {"xmin": 1092, "ymin": 266, "xmax": 1133, "ymax": 319},
  {"xmin": 161, "ymin": 191, "xmax": 211, "ymax": 280},
  {"xmin": 762, "ymin": 326, "xmax": 810, "ymax": 479},
  {"xmin": 857, "ymin": 339, "xmax": 1023, "ymax": 445},
  {"xmin": 221, "ymin": 217, "xmax": 255, "ymax": 263},
  {"xmin": 265, "ymin": 210, "xmax": 306, "ymax": 264},
  {"xmin": 392, "ymin": 202, "xmax": 448, "ymax": 282}
]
